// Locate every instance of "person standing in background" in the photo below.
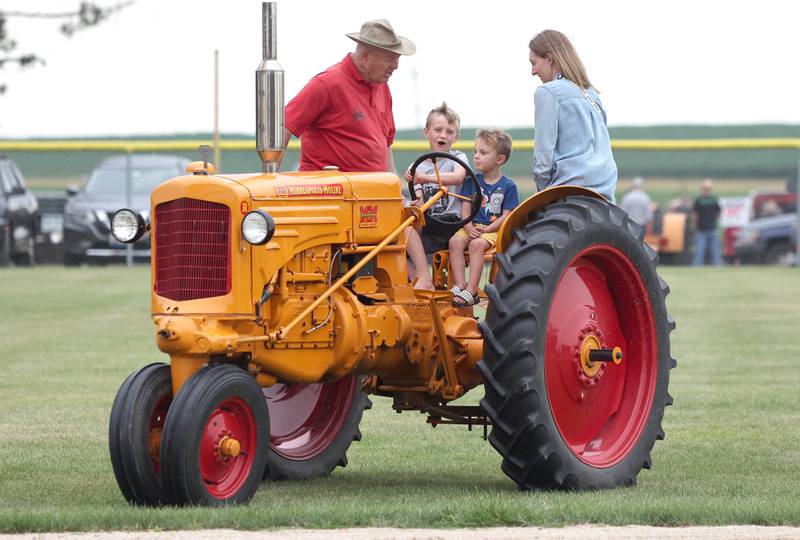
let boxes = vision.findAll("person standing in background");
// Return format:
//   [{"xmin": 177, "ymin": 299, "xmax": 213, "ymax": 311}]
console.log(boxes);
[
  {"xmin": 620, "ymin": 176, "xmax": 653, "ymax": 227},
  {"xmin": 692, "ymin": 179, "xmax": 722, "ymax": 266}
]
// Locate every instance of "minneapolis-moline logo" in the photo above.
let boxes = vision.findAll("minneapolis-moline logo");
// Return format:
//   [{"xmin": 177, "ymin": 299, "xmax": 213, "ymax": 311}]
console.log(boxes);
[
  {"xmin": 359, "ymin": 205, "xmax": 378, "ymax": 228},
  {"xmin": 275, "ymin": 183, "xmax": 344, "ymax": 197}
]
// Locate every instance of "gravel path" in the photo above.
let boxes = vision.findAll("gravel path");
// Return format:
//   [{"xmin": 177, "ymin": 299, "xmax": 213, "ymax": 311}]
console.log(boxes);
[{"xmin": 4, "ymin": 526, "xmax": 800, "ymax": 539}]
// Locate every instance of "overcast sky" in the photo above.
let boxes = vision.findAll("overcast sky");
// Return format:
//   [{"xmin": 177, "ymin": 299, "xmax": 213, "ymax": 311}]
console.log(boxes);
[{"xmin": 1, "ymin": 0, "xmax": 798, "ymax": 138}]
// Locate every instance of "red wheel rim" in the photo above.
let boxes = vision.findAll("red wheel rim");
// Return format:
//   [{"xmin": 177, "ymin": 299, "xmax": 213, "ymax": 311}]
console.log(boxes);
[
  {"xmin": 199, "ymin": 397, "xmax": 257, "ymax": 499},
  {"xmin": 263, "ymin": 376, "xmax": 357, "ymax": 460},
  {"xmin": 148, "ymin": 395, "xmax": 171, "ymax": 474},
  {"xmin": 545, "ymin": 244, "xmax": 657, "ymax": 468}
]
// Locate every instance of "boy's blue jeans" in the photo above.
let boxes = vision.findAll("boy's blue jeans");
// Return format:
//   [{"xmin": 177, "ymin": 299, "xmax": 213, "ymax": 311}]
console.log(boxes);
[{"xmin": 692, "ymin": 230, "xmax": 722, "ymax": 266}]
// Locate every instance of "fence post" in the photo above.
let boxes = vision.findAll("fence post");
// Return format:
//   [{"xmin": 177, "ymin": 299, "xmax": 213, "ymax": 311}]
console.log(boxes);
[
  {"xmin": 796, "ymin": 150, "xmax": 800, "ymax": 267},
  {"xmin": 125, "ymin": 150, "xmax": 133, "ymax": 268}
]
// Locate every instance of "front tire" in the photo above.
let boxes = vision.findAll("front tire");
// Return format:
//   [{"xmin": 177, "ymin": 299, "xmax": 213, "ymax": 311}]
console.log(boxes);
[
  {"xmin": 262, "ymin": 376, "xmax": 371, "ymax": 481},
  {"xmin": 108, "ymin": 363, "xmax": 172, "ymax": 506},
  {"xmin": 160, "ymin": 365, "xmax": 269, "ymax": 506},
  {"xmin": 479, "ymin": 196, "xmax": 675, "ymax": 490}
]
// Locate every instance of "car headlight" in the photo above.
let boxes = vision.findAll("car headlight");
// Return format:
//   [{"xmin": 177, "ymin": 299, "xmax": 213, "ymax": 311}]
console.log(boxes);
[
  {"xmin": 111, "ymin": 209, "xmax": 147, "ymax": 243},
  {"xmin": 241, "ymin": 210, "xmax": 275, "ymax": 245},
  {"xmin": 64, "ymin": 207, "xmax": 93, "ymax": 224},
  {"xmin": 94, "ymin": 209, "xmax": 110, "ymax": 229}
]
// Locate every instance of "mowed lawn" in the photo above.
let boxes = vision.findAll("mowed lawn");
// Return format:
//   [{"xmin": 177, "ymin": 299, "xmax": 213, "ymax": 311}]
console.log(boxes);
[{"xmin": 0, "ymin": 265, "xmax": 799, "ymax": 532}]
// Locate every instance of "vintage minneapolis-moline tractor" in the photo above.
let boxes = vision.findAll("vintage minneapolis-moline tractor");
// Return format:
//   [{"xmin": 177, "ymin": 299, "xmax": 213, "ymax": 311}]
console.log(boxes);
[{"xmin": 108, "ymin": 4, "xmax": 674, "ymax": 506}]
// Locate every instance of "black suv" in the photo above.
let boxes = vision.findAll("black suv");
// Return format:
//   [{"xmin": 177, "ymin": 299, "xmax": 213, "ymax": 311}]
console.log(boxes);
[
  {"xmin": 63, "ymin": 154, "xmax": 190, "ymax": 265},
  {"xmin": 0, "ymin": 156, "xmax": 39, "ymax": 266}
]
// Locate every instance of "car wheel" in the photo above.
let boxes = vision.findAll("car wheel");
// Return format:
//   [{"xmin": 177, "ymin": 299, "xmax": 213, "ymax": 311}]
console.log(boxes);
[
  {"xmin": 764, "ymin": 242, "xmax": 793, "ymax": 266},
  {"xmin": 64, "ymin": 252, "xmax": 83, "ymax": 266},
  {"xmin": 0, "ymin": 224, "xmax": 9, "ymax": 267},
  {"xmin": 12, "ymin": 233, "xmax": 35, "ymax": 266}
]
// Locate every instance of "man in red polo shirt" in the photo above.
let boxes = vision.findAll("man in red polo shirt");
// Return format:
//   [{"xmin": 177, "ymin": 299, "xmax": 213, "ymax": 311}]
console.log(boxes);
[
  {"xmin": 283, "ymin": 19, "xmax": 435, "ymax": 290},
  {"xmin": 284, "ymin": 19, "xmax": 413, "ymax": 172}
]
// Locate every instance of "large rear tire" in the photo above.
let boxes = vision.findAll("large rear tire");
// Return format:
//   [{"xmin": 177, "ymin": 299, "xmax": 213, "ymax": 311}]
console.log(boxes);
[
  {"xmin": 108, "ymin": 363, "xmax": 172, "ymax": 506},
  {"xmin": 160, "ymin": 364, "xmax": 269, "ymax": 506},
  {"xmin": 479, "ymin": 196, "xmax": 675, "ymax": 490},
  {"xmin": 262, "ymin": 375, "xmax": 371, "ymax": 481}
]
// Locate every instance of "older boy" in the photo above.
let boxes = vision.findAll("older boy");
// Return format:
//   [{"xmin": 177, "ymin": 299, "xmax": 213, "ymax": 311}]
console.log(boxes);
[
  {"xmin": 404, "ymin": 102, "xmax": 467, "ymax": 253},
  {"xmin": 449, "ymin": 129, "xmax": 519, "ymax": 306}
]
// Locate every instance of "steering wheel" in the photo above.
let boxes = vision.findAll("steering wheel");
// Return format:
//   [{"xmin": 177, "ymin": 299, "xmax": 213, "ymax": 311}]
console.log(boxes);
[{"xmin": 407, "ymin": 151, "xmax": 482, "ymax": 229}]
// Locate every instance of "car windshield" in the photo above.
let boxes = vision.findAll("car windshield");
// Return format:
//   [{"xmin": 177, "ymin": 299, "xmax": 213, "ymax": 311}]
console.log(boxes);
[{"xmin": 84, "ymin": 165, "xmax": 180, "ymax": 195}]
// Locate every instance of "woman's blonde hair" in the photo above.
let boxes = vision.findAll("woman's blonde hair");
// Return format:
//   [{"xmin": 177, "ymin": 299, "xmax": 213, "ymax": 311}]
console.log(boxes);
[{"xmin": 529, "ymin": 30, "xmax": 593, "ymax": 90}]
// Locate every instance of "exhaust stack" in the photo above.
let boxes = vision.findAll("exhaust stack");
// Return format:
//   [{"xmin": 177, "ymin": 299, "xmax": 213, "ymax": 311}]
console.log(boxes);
[{"xmin": 256, "ymin": 2, "xmax": 284, "ymax": 173}]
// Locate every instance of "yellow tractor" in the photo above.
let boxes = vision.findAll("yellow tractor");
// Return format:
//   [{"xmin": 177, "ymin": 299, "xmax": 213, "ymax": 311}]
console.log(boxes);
[{"xmin": 108, "ymin": 4, "xmax": 674, "ymax": 506}]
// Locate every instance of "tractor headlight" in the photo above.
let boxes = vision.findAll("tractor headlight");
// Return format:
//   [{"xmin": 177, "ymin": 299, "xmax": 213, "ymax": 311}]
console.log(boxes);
[
  {"xmin": 111, "ymin": 209, "xmax": 147, "ymax": 243},
  {"xmin": 241, "ymin": 210, "xmax": 275, "ymax": 245}
]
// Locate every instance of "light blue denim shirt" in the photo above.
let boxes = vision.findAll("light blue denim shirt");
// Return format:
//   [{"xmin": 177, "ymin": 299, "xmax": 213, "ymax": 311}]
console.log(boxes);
[{"xmin": 533, "ymin": 78, "xmax": 618, "ymax": 202}]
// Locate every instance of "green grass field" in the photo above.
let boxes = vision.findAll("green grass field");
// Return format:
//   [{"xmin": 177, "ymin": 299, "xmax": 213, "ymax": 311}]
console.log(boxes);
[{"xmin": 1, "ymin": 266, "xmax": 799, "ymax": 532}]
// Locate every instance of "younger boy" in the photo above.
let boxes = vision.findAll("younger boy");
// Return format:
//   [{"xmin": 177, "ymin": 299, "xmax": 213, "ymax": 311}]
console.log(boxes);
[
  {"xmin": 404, "ymin": 102, "xmax": 467, "ymax": 253},
  {"xmin": 449, "ymin": 129, "xmax": 519, "ymax": 306}
]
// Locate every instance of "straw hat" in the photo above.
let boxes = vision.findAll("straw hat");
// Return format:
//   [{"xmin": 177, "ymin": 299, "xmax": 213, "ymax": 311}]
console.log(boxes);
[{"xmin": 346, "ymin": 19, "xmax": 416, "ymax": 56}]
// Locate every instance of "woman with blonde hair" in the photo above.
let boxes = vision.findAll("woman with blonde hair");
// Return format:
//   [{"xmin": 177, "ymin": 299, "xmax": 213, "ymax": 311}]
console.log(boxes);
[{"xmin": 529, "ymin": 30, "xmax": 618, "ymax": 202}]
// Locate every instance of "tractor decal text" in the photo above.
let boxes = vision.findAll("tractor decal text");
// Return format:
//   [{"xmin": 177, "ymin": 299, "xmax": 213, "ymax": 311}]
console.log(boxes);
[
  {"xmin": 359, "ymin": 205, "xmax": 378, "ymax": 228},
  {"xmin": 275, "ymin": 184, "xmax": 344, "ymax": 197}
]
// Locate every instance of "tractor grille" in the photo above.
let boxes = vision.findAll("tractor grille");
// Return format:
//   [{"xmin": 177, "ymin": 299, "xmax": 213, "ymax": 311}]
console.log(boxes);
[{"xmin": 154, "ymin": 198, "xmax": 231, "ymax": 301}]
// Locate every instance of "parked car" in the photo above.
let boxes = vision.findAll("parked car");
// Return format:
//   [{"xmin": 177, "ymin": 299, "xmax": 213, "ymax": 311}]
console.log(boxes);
[
  {"xmin": 63, "ymin": 154, "xmax": 190, "ymax": 265},
  {"xmin": 733, "ymin": 212, "xmax": 798, "ymax": 265},
  {"xmin": 721, "ymin": 191, "xmax": 798, "ymax": 263},
  {"xmin": 0, "ymin": 156, "xmax": 39, "ymax": 266}
]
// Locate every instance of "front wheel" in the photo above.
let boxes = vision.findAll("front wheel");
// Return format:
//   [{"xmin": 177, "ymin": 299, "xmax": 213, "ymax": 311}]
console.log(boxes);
[
  {"xmin": 108, "ymin": 363, "xmax": 172, "ymax": 506},
  {"xmin": 262, "ymin": 375, "xmax": 371, "ymax": 481},
  {"xmin": 479, "ymin": 196, "xmax": 675, "ymax": 490},
  {"xmin": 160, "ymin": 364, "xmax": 269, "ymax": 506}
]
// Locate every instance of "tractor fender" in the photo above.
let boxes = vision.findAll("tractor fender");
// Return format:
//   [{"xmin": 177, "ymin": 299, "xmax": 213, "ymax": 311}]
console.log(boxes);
[{"xmin": 495, "ymin": 186, "xmax": 606, "ymax": 253}]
